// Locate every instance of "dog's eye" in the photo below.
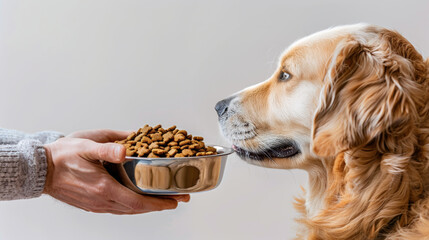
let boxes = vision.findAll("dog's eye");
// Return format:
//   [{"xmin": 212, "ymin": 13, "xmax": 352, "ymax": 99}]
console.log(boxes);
[{"xmin": 279, "ymin": 71, "xmax": 291, "ymax": 81}]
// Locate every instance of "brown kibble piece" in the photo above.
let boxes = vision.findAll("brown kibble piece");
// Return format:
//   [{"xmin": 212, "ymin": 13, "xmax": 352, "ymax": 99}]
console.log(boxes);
[
  {"xmin": 168, "ymin": 149, "xmax": 178, "ymax": 156},
  {"xmin": 148, "ymin": 152, "xmax": 159, "ymax": 158},
  {"xmin": 126, "ymin": 132, "xmax": 137, "ymax": 140},
  {"xmin": 174, "ymin": 134, "xmax": 186, "ymax": 142},
  {"xmin": 153, "ymin": 124, "xmax": 161, "ymax": 130},
  {"xmin": 168, "ymin": 141, "xmax": 178, "ymax": 146},
  {"xmin": 179, "ymin": 139, "xmax": 191, "ymax": 146},
  {"xmin": 149, "ymin": 142, "xmax": 159, "ymax": 150},
  {"xmin": 173, "ymin": 129, "xmax": 179, "ymax": 134},
  {"xmin": 138, "ymin": 125, "xmax": 152, "ymax": 135},
  {"xmin": 136, "ymin": 142, "xmax": 144, "ymax": 148},
  {"xmin": 141, "ymin": 136, "xmax": 152, "ymax": 144},
  {"xmin": 182, "ymin": 149, "xmax": 193, "ymax": 156},
  {"xmin": 206, "ymin": 151, "xmax": 214, "ymax": 155},
  {"xmin": 189, "ymin": 144, "xmax": 200, "ymax": 150},
  {"xmin": 167, "ymin": 125, "xmax": 176, "ymax": 131},
  {"xmin": 152, "ymin": 149, "xmax": 167, "ymax": 155},
  {"xmin": 171, "ymin": 146, "xmax": 180, "ymax": 149},
  {"xmin": 174, "ymin": 153, "xmax": 185, "ymax": 158},
  {"xmin": 177, "ymin": 130, "xmax": 187, "ymax": 136},
  {"xmin": 163, "ymin": 132, "xmax": 174, "ymax": 142},
  {"xmin": 158, "ymin": 128, "xmax": 166, "ymax": 134},
  {"xmin": 196, "ymin": 152, "xmax": 206, "ymax": 156},
  {"xmin": 151, "ymin": 133, "xmax": 163, "ymax": 141},
  {"xmin": 187, "ymin": 134, "xmax": 192, "ymax": 140},
  {"xmin": 138, "ymin": 148, "xmax": 150, "ymax": 157},
  {"xmin": 193, "ymin": 136, "xmax": 204, "ymax": 141},
  {"xmin": 157, "ymin": 141, "xmax": 166, "ymax": 146},
  {"xmin": 135, "ymin": 134, "xmax": 144, "ymax": 142},
  {"xmin": 126, "ymin": 149, "xmax": 136, "ymax": 157}
]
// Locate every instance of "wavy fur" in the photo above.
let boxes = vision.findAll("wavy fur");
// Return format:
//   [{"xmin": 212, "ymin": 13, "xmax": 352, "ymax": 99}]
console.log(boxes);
[{"xmin": 306, "ymin": 28, "xmax": 429, "ymax": 239}]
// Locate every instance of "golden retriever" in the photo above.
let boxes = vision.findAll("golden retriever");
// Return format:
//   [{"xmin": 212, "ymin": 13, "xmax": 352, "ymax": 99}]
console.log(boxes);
[{"xmin": 215, "ymin": 23, "xmax": 429, "ymax": 240}]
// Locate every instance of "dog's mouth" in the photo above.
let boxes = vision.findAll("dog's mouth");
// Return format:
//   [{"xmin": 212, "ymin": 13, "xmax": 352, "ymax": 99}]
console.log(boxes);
[{"xmin": 232, "ymin": 141, "xmax": 300, "ymax": 161}]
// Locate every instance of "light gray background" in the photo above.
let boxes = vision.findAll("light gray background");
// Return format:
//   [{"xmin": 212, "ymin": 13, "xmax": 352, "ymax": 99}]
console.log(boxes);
[{"xmin": 0, "ymin": 0, "xmax": 428, "ymax": 239}]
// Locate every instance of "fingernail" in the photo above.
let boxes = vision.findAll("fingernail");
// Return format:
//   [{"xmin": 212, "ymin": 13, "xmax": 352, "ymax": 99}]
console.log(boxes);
[
  {"xmin": 176, "ymin": 195, "xmax": 189, "ymax": 202},
  {"xmin": 114, "ymin": 145, "xmax": 123, "ymax": 161}
]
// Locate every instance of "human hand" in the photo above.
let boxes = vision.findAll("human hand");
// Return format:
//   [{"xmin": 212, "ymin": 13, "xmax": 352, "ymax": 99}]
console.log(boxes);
[
  {"xmin": 43, "ymin": 129, "xmax": 190, "ymax": 214},
  {"xmin": 67, "ymin": 129, "xmax": 133, "ymax": 143}
]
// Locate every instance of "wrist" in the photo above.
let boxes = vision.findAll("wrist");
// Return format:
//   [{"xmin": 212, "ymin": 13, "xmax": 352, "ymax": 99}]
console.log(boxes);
[{"xmin": 43, "ymin": 144, "xmax": 54, "ymax": 194}]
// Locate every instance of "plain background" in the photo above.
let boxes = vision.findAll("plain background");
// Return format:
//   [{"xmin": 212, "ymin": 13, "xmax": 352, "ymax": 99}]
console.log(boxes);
[{"xmin": 0, "ymin": 0, "xmax": 428, "ymax": 239}]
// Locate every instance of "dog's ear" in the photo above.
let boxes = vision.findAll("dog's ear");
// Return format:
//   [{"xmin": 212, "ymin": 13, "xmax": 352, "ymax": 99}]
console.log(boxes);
[{"xmin": 311, "ymin": 33, "xmax": 424, "ymax": 157}]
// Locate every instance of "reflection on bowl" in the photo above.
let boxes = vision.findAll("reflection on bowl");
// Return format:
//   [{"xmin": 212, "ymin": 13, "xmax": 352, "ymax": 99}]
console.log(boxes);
[{"xmin": 104, "ymin": 146, "xmax": 234, "ymax": 195}]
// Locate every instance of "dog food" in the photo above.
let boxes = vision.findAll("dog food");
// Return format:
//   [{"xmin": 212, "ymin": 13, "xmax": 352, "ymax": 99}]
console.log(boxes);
[{"xmin": 115, "ymin": 124, "xmax": 218, "ymax": 158}]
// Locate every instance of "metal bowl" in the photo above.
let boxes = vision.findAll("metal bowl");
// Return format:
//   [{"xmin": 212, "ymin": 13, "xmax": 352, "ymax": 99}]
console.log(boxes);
[{"xmin": 104, "ymin": 146, "xmax": 234, "ymax": 195}]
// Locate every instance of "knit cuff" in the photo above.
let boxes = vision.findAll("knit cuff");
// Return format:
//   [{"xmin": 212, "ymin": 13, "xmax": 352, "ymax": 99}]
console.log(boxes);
[
  {"xmin": 0, "ymin": 139, "xmax": 47, "ymax": 200},
  {"xmin": 27, "ymin": 131, "xmax": 64, "ymax": 144}
]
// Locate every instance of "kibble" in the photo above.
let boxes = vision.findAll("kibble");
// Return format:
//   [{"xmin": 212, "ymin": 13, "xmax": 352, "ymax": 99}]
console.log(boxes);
[{"xmin": 116, "ymin": 124, "xmax": 217, "ymax": 158}]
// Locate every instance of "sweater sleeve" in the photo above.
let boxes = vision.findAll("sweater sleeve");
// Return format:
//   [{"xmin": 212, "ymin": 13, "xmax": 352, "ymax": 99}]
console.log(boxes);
[
  {"xmin": 0, "ymin": 139, "xmax": 47, "ymax": 200},
  {"xmin": 0, "ymin": 128, "xmax": 64, "ymax": 145},
  {"xmin": 0, "ymin": 128, "xmax": 64, "ymax": 200}
]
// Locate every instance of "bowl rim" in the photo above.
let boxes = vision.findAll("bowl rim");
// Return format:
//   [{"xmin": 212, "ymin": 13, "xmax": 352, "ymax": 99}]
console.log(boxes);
[{"xmin": 125, "ymin": 145, "xmax": 234, "ymax": 161}]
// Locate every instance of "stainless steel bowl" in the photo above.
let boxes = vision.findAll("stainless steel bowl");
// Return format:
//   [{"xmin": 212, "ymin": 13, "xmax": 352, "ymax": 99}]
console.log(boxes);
[{"xmin": 104, "ymin": 146, "xmax": 234, "ymax": 195}]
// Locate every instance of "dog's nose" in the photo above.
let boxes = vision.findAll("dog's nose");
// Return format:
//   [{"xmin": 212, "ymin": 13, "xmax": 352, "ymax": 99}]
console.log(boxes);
[{"xmin": 215, "ymin": 96, "xmax": 234, "ymax": 117}]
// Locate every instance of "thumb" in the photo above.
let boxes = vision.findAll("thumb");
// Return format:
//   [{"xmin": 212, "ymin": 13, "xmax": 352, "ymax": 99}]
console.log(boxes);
[{"xmin": 82, "ymin": 141, "xmax": 126, "ymax": 163}]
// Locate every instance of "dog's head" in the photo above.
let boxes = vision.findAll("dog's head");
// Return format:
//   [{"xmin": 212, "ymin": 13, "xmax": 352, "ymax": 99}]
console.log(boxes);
[{"xmin": 216, "ymin": 23, "xmax": 428, "ymax": 170}]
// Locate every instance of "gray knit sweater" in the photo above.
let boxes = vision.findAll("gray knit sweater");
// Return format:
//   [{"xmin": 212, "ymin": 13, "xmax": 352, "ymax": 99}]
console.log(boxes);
[{"xmin": 0, "ymin": 128, "xmax": 64, "ymax": 200}]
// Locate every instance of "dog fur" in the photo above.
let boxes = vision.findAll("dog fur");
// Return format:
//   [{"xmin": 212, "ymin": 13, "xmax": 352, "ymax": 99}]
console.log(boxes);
[{"xmin": 216, "ymin": 24, "xmax": 429, "ymax": 239}]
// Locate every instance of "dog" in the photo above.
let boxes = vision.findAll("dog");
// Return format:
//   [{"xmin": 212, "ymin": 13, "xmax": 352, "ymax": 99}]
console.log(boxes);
[{"xmin": 216, "ymin": 24, "xmax": 429, "ymax": 240}]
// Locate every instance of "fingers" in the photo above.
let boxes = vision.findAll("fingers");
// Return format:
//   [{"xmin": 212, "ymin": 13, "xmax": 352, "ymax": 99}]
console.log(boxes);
[
  {"xmin": 106, "ymin": 179, "xmax": 179, "ymax": 212},
  {"xmin": 94, "ymin": 129, "xmax": 133, "ymax": 143},
  {"xmin": 53, "ymin": 191, "xmax": 137, "ymax": 214},
  {"xmin": 68, "ymin": 129, "xmax": 133, "ymax": 143},
  {"xmin": 158, "ymin": 194, "xmax": 191, "ymax": 203},
  {"xmin": 80, "ymin": 141, "xmax": 126, "ymax": 163},
  {"xmin": 48, "ymin": 174, "xmax": 181, "ymax": 215}
]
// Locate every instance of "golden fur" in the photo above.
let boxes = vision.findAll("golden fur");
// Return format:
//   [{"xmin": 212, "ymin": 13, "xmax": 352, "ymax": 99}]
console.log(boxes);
[{"xmin": 217, "ymin": 24, "xmax": 429, "ymax": 239}]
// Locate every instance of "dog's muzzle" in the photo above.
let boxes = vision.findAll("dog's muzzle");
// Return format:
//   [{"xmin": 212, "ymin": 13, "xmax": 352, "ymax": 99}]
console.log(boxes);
[{"xmin": 215, "ymin": 96, "xmax": 236, "ymax": 118}]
